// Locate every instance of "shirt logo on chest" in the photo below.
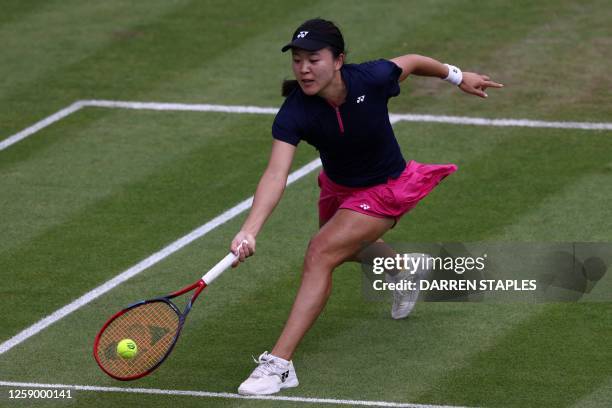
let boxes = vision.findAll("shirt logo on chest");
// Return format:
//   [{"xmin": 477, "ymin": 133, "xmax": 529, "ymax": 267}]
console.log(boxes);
[{"xmin": 356, "ymin": 95, "xmax": 366, "ymax": 103}]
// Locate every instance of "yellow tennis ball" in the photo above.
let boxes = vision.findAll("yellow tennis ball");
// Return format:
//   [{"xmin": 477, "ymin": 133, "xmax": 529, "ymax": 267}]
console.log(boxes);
[{"xmin": 117, "ymin": 339, "xmax": 138, "ymax": 359}]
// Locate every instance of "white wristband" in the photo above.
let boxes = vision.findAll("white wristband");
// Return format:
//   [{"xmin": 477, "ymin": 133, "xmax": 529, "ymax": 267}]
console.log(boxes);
[{"xmin": 443, "ymin": 64, "xmax": 463, "ymax": 86}]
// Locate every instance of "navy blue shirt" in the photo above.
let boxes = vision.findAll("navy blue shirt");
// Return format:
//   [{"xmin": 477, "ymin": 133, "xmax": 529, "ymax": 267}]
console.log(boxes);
[{"xmin": 272, "ymin": 59, "xmax": 406, "ymax": 187}]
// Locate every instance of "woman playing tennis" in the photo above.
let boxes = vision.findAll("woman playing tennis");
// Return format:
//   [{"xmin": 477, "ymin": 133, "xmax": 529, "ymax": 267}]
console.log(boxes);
[{"xmin": 230, "ymin": 18, "xmax": 503, "ymax": 395}]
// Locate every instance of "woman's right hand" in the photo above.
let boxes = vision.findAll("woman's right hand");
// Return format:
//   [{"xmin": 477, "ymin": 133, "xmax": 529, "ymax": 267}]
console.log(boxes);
[{"xmin": 230, "ymin": 231, "xmax": 256, "ymax": 267}]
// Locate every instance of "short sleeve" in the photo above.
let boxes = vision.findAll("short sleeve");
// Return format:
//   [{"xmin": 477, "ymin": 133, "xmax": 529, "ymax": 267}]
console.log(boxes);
[
  {"xmin": 272, "ymin": 100, "xmax": 301, "ymax": 146},
  {"xmin": 361, "ymin": 59, "xmax": 403, "ymax": 98}
]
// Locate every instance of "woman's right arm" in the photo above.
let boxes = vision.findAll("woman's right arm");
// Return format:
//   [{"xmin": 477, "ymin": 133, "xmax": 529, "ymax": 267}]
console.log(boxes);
[{"xmin": 230, "ymin": 139, "xmax": 296, "ymax": 266}]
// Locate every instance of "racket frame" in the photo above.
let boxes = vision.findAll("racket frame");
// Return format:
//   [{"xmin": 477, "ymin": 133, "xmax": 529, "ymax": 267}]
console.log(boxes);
[
  {"xmin": 93, "ymin": 245, "xmax": 242, "ymax": 380},
  {"xmin": 93, "ymin": 280, "xmax": 207, "ymax": 381}
]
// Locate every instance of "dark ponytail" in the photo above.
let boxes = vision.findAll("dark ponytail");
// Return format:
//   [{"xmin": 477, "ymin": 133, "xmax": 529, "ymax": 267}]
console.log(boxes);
[{"xmin": 280, "ymin": 18, "xmax": 346, "ymax": 97}]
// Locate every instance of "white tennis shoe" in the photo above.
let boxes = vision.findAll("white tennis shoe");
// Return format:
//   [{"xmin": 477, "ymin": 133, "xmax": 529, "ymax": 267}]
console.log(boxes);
[
  {"xmin": 386, "ymin": 253, "xmax": 432, "ymax": 319},
  {"xmin": 238, "ymin": 351, "xmax": 299, "ymax": 395}
]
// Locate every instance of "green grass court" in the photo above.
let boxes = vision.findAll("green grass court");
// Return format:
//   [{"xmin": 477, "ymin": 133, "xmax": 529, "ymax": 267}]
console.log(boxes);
[{"xmin": 1, "ymin": 1, "xmax": 611, "ymax": 407}]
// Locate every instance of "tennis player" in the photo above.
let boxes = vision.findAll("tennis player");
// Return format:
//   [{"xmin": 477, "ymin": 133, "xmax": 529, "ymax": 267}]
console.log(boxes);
[{"xmin": 230, "ymin": 18, "xmax": 503, "ymax": 395}]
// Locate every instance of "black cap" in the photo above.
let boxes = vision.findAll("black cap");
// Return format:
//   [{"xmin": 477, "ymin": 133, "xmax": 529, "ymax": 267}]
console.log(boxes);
[{"xmin": 281, "ymin": 28, "xmax": 343, "ymax": 53}]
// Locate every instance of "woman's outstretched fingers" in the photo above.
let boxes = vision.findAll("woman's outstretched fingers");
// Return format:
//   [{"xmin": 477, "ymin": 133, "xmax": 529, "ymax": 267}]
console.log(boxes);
[
  {"xmin": 460, "ymin": 72, "xmax": 503, "ymax": 98},
  {"xmin": 483, "ymin": 80, "xmax": 504, "ymax": 89}
]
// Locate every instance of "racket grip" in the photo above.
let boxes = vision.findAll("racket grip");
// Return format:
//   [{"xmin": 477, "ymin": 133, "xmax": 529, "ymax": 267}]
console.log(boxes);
[
  {"xmin": 201, "ymin": 252, "xmax": 236, "ymax": 285},
  {"xmin": 201, "ymin": 241, "xmax": 246, "ymax": 285}
]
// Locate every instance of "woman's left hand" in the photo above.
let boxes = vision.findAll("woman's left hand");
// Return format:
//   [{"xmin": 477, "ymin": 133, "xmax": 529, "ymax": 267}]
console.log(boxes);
[{"xmin": 459, "ymin": 72, "xmax": 504, "ymax": 98}]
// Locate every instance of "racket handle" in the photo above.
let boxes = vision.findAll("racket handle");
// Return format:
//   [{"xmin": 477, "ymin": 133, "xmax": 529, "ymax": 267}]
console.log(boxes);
[
  {"xmin": 201, "ymin": 252, "xmax": 236, "ymax": 285},
  {"xmin": 201, "ymin": 241, "xmax": 246, "ymax": 285}
]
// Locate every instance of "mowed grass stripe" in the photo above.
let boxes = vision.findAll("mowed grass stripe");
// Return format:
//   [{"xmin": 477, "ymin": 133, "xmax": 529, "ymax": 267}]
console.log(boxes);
[
  {"xmin": 372, "ymin": 0, "xmax": 610, "ymax": 122},
  {"xmin": 400, "ymin": 121, "xmax": 612, "ymax": 406},
  {"xmin": 170, "ymin": 0, "xmax": 475, "ymax": 106},
  {"xmin": 113, "ymin": 0, "xmax": 599, "ymax": 119},
  {"xmin": 494, "ymin": 167, "xmax": 612, "ymax": 241},
  {"xmin": 0, "ymin": 110, "xmax": 254, "ymax": 254},
  {"xmin": 392, "ymin": 120, "xmax": 611, "ymax": 405},
  {"xmin": 407, "ymin": 138, "xmax": 612, "ymax": 406},
  {"xmin": 387, "ymin": 122, "xmax": 612, "ymax": 242},
  {"xmin": 0, "ymin": 0, "xmax": 188, "ymax": 136},
  {"xmin": 0, "ymin": 0, "xmax": 45, "ymax": 27},
  {"xmin": 4, "ymin": 0, "xmax": 608, "ymax": 141},
  {"xmin": 402, "ymin": 176, "xmax": 612, "ymax": 406},
  {"xmin": 431, "ymin": 0, "xmax": 610, "ymax": 122},
  {"xmin": 476, "ymin": 0, "xmax": 611, "ymax": 122},
  {"xmin": 571, "ymin": 377, "xmax": 612, "ymax": 408},
  {"xmin": 416, "ymin": 303, "xmax": 612, "ymax": 407},
  {"xmin": 0, "ymin": 0, "xmax": 314, "ymax": 138}
]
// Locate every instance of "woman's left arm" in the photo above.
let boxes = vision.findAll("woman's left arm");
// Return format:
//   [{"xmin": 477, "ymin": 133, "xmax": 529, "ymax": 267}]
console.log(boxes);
[{"xmin": 390, "ymin": 54, "xmax": 503, "ymax": 98}]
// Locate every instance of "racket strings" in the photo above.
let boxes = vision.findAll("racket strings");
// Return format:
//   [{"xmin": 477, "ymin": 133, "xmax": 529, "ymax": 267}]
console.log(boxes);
[{"xmin": 96, "ymin": 301, "xmax": 180, "ymax": 378}]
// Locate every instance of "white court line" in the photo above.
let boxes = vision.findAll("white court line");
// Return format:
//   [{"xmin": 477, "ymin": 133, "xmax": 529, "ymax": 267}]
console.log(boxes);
[
  {"xmin": 81, "ymin": 99, "xmax": 279, "ymax": 115},
  {"xmin": 0, "ymin": 381, "xmax": 471, "ymax": 408},
  {"xmin": 83, "ymin": 99, "xmax": 612, "ymax": 130},
  {"xmin": 0, "ymin": 158, "xmax": 322, "ymax": 355},
  {"xmin": 0, "ymin": 101, "xmax": 84, "ymax": 151},
  {"xmin": 388, "ymin": 113, "xmax": 612, "ymax": 130},
  {"xmin": 1, "ymin": 99, "xmax": 611, "ymax": 151}
]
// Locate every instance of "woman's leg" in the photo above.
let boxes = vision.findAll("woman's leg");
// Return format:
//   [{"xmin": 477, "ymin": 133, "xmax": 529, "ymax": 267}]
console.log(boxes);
[
  {"xmin": 349, "ymin": 239, "xmax": 399, "ymax": 269},
  {"xmin": 271, "ymin": 209, "xmax": 394, "ymax": 360},
  {"xmin": 321, "ymin": 218, "xmax": 399, "ymax": 269}
]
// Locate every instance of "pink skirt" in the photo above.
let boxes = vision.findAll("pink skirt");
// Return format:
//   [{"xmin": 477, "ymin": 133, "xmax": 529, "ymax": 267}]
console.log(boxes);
[{"xmin": 318, "ymin": 160, "xmax": 457, "ymax": 223}]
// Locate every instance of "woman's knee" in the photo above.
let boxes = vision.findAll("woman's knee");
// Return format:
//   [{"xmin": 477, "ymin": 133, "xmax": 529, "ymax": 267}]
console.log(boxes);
[{"xmin": 304, "ymin": 234, "xmax": 344, "ymax": 271}]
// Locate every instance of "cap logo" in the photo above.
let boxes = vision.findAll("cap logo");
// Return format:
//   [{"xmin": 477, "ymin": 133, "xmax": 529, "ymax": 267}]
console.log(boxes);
[{"xmin": 296, "ymin": 31, "xmax": 309, "ymax": 39}]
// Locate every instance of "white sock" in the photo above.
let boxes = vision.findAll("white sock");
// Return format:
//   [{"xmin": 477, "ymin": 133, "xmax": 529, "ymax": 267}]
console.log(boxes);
[{"xmin": 269, "ymin": 353, "xmax": 290, "ymax": 365}]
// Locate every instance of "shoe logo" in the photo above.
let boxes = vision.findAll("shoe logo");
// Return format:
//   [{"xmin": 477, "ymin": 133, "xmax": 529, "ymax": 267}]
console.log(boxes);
[
  {"xmin": 280, "ymin": 370, "xmax": 289, "ymax": 382},
  {"xmin": 356, "ymin": 95, "xmax": 366, "ymax": 103},
  {"xmin": 359, "ymin": 203, "xmax": 370, "ymax": 210},
  {"xmin": 296, "ymin": 31, "xmax": 309, "ymax": 39}
]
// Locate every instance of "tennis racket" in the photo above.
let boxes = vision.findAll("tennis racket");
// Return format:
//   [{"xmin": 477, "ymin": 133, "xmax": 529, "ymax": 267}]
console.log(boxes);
[{"xmin": 93, "ymin": 242, "xmax": 246, "ymax": 381}]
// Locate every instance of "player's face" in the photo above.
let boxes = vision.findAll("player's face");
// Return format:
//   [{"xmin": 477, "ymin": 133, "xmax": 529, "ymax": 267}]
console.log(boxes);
[{"xmin": 292, "ymin": 48, "xmax": 341, "ymax": 96}]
